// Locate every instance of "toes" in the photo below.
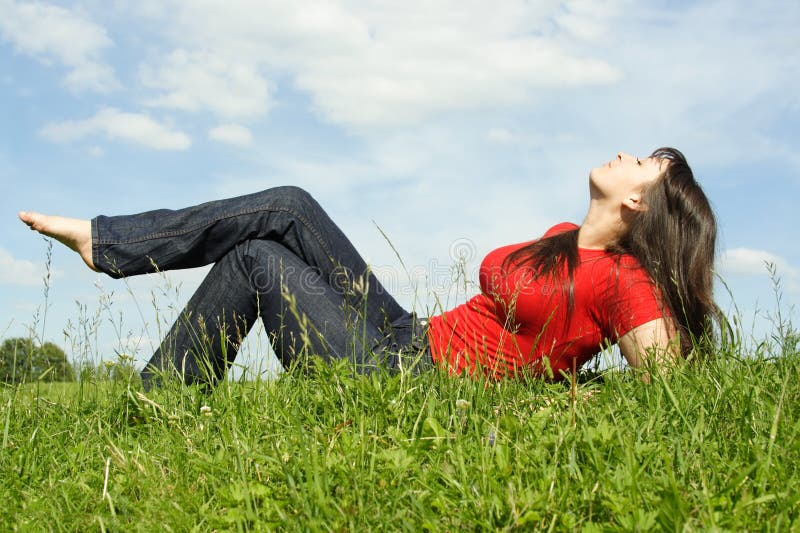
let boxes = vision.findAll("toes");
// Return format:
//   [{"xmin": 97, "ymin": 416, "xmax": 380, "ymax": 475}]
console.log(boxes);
[
  {"xmin": 18, "ymin": 212, "xmax": 37, "ymax": 228},
  {"xmin": 19, "ymin": 212, "xmax": 46, "ymax": 232}
]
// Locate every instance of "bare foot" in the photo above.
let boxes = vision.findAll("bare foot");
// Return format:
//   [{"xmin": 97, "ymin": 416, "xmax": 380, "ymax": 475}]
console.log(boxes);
[{"xmin": 18, "ymin": 211, "xmax": 98, "ymax": 272}]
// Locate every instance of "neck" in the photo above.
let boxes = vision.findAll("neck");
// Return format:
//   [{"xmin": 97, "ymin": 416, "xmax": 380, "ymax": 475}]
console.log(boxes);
[{"xmin": 578, "ymin": 199, "xmax": 625, "ymax": 250}]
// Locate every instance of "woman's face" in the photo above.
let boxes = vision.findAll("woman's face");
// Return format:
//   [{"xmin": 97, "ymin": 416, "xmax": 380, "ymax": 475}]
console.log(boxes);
[{"xmin": 589, "ymin": 152, "xmax": 667, "ymax": 205}]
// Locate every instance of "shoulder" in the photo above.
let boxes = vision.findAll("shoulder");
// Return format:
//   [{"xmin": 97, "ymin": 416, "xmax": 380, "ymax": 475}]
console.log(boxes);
[{"xmin": 543, "ymin": 222, "xmax": 579, "ymax": 238}]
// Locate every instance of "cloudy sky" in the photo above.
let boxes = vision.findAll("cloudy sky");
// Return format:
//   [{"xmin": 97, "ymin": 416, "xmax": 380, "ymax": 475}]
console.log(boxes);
[{"xmin": 2, "ymin": 0, "xmax": 798, "ymax": 374}]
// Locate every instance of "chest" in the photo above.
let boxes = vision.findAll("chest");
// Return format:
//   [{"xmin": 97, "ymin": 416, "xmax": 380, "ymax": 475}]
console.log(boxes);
[{"xmin": 478, "ymin": 245, "xmax": 612, "ymax": 333}]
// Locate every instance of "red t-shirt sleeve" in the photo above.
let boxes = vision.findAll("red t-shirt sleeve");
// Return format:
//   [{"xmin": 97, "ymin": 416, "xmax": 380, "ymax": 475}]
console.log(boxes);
[{"xmin": 601, "ymin": 259, "xmax": 667, "ymax": 340}]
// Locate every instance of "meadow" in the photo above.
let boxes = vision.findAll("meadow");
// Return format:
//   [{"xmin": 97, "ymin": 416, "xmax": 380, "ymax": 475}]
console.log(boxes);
[
  {"xmin": 2, "ymin": 324, "xmax": 798, "ymax": 531},
  {"xmin": 2, "ymin": 258, "xmax": 799, "ymax": 531}
]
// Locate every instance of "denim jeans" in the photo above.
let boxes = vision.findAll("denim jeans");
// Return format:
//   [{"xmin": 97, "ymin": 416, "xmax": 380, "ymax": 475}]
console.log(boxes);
[{"xmin": 91, "ymin": 186, "xmax": 432, "ymax": 387}]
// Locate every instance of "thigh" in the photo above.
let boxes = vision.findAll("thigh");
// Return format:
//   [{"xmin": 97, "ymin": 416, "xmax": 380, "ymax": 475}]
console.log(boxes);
[
  {"xmin": 94, "ymin": 186, "xmax": 406, "ymax": 331},
  {"xmin": 243, "ymin": 239, "xmax": 387, "ymax": 371}
]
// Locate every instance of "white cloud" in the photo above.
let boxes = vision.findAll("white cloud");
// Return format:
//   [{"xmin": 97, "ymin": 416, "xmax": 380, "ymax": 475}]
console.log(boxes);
[
  {"xmin": 139, "ymin": 49, "xmax": 271, "ymax": 118},
  {"xmin": 568, "ymin": 1, "xmax": 800, "ymax": 166},
  {"xmin": 554, "ymin": 0, "xmax": 623, "ymax": 42},
  {"xmin": 39, "ymin": 107, "xmax": 191, "ymax": 150},
  {"xmin": 208, "ymin": 123, "xmax": 253, "ymax": 147},
  {"xmin": 0, "ymin": 247, "xmax": 51, "ymax": 286},
  {"xmin": 293, "ymin": 37, "xmax": 619, "ymax": 128},
  {"xmin": 720, "ymin": 248, "xmax": 798, "ymax": 278},
  {"xmin": 719, "ymin": 248, "xmax": 800, "ymax": 301},
  {"xmin": 486, "ymin": 128, "xmax": 520, "ymax": 144},
  {"xmin": 125, "ymin": 0, "xmax": 621, "ymax": 128},
  {"xmin": 0, "ymin": 0, "xmax": 118, "ymax": 92}
]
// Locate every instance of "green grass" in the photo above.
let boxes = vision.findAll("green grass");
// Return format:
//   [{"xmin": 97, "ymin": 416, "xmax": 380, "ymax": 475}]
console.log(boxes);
[
  {"xmin": 3, "ymin": 251, "xmax": 799, "ymax": 530},
  {"xmin": 2, "ymin": 336, "xmax": 799, "ymax": 531}
]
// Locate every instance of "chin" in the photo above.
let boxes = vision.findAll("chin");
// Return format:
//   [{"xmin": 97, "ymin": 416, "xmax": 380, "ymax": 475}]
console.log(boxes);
[{"xmin": 588, "ymin": 167, "xmax": 608, "ymax": 195}]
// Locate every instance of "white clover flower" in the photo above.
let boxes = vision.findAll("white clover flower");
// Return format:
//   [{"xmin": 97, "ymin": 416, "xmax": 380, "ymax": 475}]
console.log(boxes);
[
  {"xmin": 200, "ymin": 405, "xmax": 212, "ymax": 417},
  {"xmin": 455, "ymin": 399, "xmax": 471, "ymax": 410}
]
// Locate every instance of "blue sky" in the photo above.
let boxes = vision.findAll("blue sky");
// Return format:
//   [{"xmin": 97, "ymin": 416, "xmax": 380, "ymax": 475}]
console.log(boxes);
[{"xmin": 1, "ymin": 0, "xmax": 798, "ymax": 374}]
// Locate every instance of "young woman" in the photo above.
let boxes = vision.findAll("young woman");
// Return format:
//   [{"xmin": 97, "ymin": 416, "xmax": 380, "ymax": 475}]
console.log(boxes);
[{"xmin": 18, "ymin": 147, "xmax": 718, "ymax": 387}]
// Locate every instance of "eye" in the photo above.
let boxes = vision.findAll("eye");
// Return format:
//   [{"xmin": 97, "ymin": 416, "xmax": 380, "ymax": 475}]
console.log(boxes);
[{"xmin": 636, "ymin": 158, "xmax": 641, "ymax": 166}]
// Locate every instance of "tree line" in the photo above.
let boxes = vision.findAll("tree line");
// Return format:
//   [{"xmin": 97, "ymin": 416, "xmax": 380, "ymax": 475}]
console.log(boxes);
[{"xmin": 1, "ymin": 337, "xmax": 137, "ymax": 383}]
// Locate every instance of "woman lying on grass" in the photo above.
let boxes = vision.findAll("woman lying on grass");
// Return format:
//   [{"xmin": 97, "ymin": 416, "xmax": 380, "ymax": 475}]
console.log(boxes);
[{"xmin": 19, "ymin": 148, "xmax": 719, "ymax": 387}]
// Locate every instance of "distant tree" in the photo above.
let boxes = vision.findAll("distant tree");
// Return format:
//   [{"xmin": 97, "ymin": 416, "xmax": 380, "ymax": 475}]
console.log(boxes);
[
  {"xmin": 0, "ymin": 337, "xmax": 75, "ymax": 383},
  {"xmin": 0, "ymin": 338, "xmax": 30, "ymax": 383},
  {"xmin": 36, "ymin": 341, "xmax": 76, "ymax": 382}
]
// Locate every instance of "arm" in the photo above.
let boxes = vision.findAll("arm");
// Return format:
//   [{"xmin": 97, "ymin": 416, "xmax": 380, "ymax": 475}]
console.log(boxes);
[{"xmin": 618, "ymin": 317, "xmax": 679, "ymax": 372}]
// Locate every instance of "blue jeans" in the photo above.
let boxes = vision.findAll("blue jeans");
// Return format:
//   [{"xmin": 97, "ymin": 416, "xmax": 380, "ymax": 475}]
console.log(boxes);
[{"xmin": 91, "ymin": 186, "xmax": 432, "ymax": 387}]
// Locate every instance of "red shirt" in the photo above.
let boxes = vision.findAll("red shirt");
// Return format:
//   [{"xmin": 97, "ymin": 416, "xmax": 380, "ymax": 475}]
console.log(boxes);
[{"xmin": 426, "ymin": 223, "xmax": 666, "ymax": 379}]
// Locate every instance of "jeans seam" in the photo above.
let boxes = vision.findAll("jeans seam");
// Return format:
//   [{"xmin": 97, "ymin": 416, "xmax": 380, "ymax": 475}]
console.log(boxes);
[{"xmin": 96, "ymin": 206, "xmax": 335, "ymax": 260}]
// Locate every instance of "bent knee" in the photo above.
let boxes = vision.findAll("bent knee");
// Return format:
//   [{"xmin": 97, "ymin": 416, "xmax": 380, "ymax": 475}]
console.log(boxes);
[
  {"xmin": 268, "ymin": 185, "xmax": 314, "ymax": 205},
  {"xmin": 254, "ymin": 185, "xmax": 325, "ymax": 218}
]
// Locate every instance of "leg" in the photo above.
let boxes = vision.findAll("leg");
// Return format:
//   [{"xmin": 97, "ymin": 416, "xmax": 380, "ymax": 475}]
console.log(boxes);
[
  {"xmin": 94, "ymin": 186, "xmax": 405, "ymax": 333},
  {"xmin": 143, "ymin": 239, "xmax": 390, "ymax": 387},
  {"xmin": 249, "ymin": 240, "xmax": 386, "ymax": 369}
]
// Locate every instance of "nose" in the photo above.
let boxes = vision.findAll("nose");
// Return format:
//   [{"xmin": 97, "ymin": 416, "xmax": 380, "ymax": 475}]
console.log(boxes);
[{"xmin": 617, "ymin": 152, "xmax": 633, "ymax": 161}]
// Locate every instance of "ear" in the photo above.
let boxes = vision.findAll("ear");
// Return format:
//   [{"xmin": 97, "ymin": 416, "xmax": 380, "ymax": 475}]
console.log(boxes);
[{"xmin": 622, "ymin": 193, "xmax": 647, "ymax": 212}]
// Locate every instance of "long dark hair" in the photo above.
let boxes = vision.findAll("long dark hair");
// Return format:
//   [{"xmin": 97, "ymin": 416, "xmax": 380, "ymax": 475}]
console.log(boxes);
[{"xmin": 504, "ymin": 147, "xmax": 719, "ymax": 359}]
